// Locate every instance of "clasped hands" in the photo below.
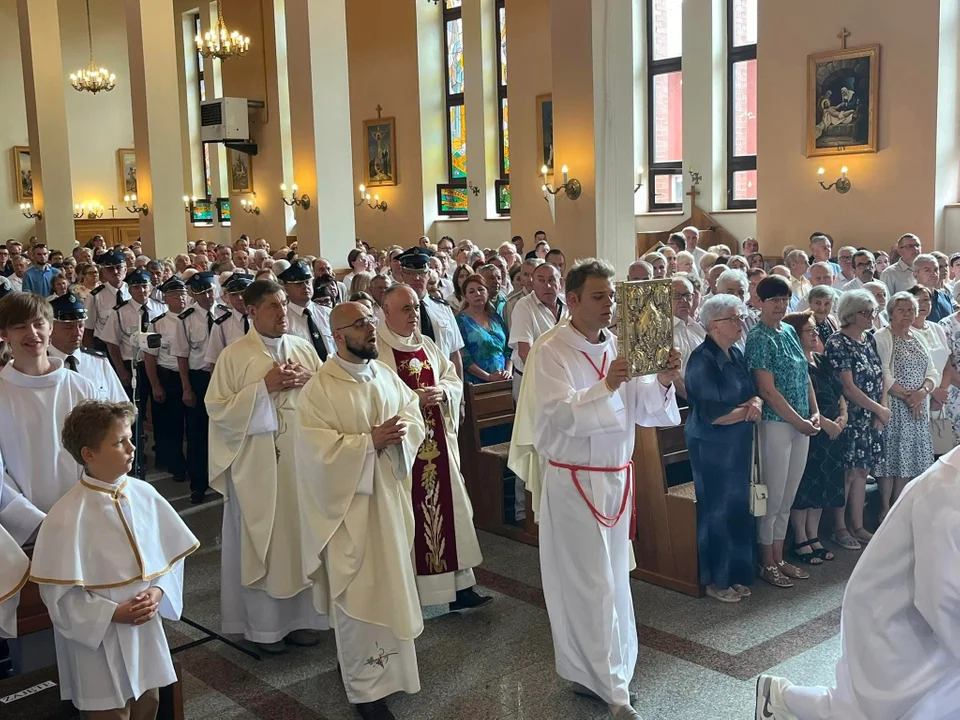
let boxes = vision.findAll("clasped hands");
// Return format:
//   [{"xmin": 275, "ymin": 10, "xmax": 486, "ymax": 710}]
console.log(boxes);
[
  {"xmin": 264, "ymin": 359, "xmax": 313, "ymax": 393},
  {"xmin": 372, "ymin": 414, "xmax": 408, "ymax": 452},
  {"xmin": 740, "ymin": 396, "xmax": 763, "ymax": 423},
  {"xmin": 112, "ymin": 587, "xmax": 163, "ymax": 626}
]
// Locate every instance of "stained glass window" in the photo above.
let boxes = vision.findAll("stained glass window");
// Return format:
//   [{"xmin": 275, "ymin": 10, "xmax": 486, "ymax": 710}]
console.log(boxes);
[
  {"xmin": 647, "ymin": 0, "xmax": 682, "ymax": 211},
  {"xmin": 439, "ymin": 0, "xmax": 467, "ymax": 216},
  {"xmin": 495, "ymin": 180, "xmax": 510, "ymax": 215},
  {"xmin": 728, "ymin": 0, "xmax": 757, "ymax": 209},
  {"xmin": 495, "ymin": 0, "xmax": 509, "ymax": 204}
]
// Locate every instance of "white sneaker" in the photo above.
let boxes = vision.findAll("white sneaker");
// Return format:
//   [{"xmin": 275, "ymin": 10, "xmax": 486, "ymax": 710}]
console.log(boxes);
[{"xmin": 755, "ymin": 674, "xmax": 800, "ymax": 720}]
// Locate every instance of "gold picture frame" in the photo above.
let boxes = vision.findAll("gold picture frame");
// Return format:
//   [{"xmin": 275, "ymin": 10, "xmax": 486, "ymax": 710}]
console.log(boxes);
[
  {"xmin": 806, "ymin": 44, "xmax": 880, "ymax": 157},
  {"xmin": 12, "ymin": 146, "xmax": 32, "ymax": 203},
  {"xmin": 227, "ymin": 148, "xmax": 254, "ymax": 194},
  {"xmin": 616, "ymin": 279, "xmax": 674, "ymax": 377},
  {"xmin": 536, "ymin": 93, "xmax": 553, "ymax": 173},
  {"xmin": 116, "ymin": 148, "xmax": 137, "ymax": 197},
  {"xmin": 363, "ymin": 116, "xmax": 397, "ymax": 187}
]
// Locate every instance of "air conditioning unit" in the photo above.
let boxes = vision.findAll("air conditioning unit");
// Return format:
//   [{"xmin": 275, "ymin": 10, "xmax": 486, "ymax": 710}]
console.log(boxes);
[{"xmin": 200, "ymin": 97, "xmax": 249, "ymax": 143}]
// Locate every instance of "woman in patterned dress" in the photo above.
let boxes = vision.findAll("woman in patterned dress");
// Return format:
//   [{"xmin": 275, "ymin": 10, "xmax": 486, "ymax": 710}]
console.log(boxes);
[
  {"xmin": 455, "ymin": 275, "xmax": 512, "ymax": 384},
  {"xmin": 874, "ymin": 291, "xmax": 938, "ymax": 523},
  {"xmin": 937, "ymin": 304, "xmax": 960, "ymax": 440},
  {"xmin": 824, "ymin": 290, "xmax": 888, "ymax": 550},
  {"xmin": 783, "ymin": 312, "xmax": 846, "ymax": 565}
]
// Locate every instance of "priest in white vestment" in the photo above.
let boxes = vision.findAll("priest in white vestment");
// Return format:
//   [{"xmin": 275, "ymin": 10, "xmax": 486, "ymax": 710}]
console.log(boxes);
[
  {"xmin": 0, "ymin": 292, "xmax": 99, "ymax": 544},
  {"xmin": 296, "ymin": 301, "xmax": 426, "ymax": 720},
  {"xmin": 756, "ymin": 447, "xmax": 960, "ymax": 720},
  {"xmin": 376, "ymin": 285, "xmax": 489, "ymax": 610},
  {"xmin": 206, "ymin": 279, "xmax": 328, "ymax": 654},
  {"xmin": 527, "ymin": 259, "xmax": 681, "ymax": 720},
  {"xmin": 0, "ymin": 475, "xmax": 29, "ymax": 638},
  {"xmin": 30, "ymin": 400, "xmax": 198, "ymax": 714}
]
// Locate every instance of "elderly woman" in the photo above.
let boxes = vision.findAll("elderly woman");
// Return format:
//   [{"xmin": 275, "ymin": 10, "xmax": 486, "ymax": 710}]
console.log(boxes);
[
  {"xmin": 806, "ymin": 286, "xmax": 839, "ymax": 345},
  {"xmin": 672, "ymin": 276, "xmax": 706, "ymax": 397},
  {"xmin": 823, "ymin": 290, "xmax": 887, "ymax": 550},
  {"xmin": 456, "ymin": 275, "xmax": 511, "ymax": 384},
  {"xmin": 659, "ymin": 245, "xmax": 677, "ymax": 276},
  {"xmin": 74, "ymin": 262, "xmax": 100, "ymax": 299},
  {"xmin": 874, "ymin": 291, "xmax": 937, "ymax": 522},
  {"xmin": 641, "ymin": 251, "xmax": 667, "ymax": 279},
  {"xmin": 676, "ymin": 250, "xmax": 697, "ymax": 276},
  {"xmin": 782, "ymin": 312, "xmax": 847, "ymax": 566},
  {"xmin": 717, "ymin": 268, "xmax": 755, "ymax": 350},
  {"xmin": 727, "ymin": 255, "xmax": 749, "ymax": 272},
  {"xmin": 685, "ymin": 295, "xmax": 761, "ymax": 602},
  {"xmin": 745, "ymin": 275, "xmax": 820, "ymax": 588},
  {"xmin": 862, "ymin": 281, "xmax": 889, "ymax": 330},
  {"xmin": 907, "ymin": 285, "xmax": 950, "ymax": 377}
]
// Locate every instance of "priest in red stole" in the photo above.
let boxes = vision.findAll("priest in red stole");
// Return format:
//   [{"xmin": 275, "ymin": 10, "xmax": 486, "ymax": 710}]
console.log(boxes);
[{"xmin": 377, "ymin": 284, "xmax": 489, "ymax": 611}]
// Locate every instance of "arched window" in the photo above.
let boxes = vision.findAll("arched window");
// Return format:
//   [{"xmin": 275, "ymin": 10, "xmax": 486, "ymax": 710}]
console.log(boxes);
[
  {"xmin": 727, "ymin": 0, "xmax": 757, "ymax": 209},
  {"xmin": 437, "ymin": 0, "xmax": 469, "ymax": 217},
  {"xmin": 647, "ymin": 0, "xmax": 683, "ymax": 211}
]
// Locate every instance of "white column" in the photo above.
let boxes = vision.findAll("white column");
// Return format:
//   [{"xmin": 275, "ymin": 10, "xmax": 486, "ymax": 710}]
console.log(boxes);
[{"xmin": 17, "ymin": 0, "xmax": 74, "ymax": 244}]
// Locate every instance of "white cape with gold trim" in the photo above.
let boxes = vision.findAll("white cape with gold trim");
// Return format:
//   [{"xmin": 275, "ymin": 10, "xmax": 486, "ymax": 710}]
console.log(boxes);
[
  {"xmin": 29, "ymin": 474, "xmax": 198, "ymax": 589},
  {"xmin": 0, "ymin": 521, "xmax": 28, "ymax": 638}
]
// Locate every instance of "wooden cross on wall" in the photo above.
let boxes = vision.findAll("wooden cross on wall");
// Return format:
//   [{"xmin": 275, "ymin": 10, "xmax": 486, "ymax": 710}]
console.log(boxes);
[{"xmin": 837, "ymin": 27, "xmax": 850, "ymax": 49}]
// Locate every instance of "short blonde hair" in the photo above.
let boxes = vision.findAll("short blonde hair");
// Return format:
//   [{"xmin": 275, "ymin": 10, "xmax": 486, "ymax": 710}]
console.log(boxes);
[{"xmin": 62, "ymin": 400, "xmax": 136, "ymax": 467}]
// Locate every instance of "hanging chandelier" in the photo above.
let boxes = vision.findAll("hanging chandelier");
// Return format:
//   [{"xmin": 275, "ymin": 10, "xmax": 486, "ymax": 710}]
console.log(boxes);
[
  {"xmin": 196, "ymin": 0, "xmax": 250, "ymax": 62},
  {"xmin": 70, "ymin": 0, "xmax": 115, "ymax": 95}
]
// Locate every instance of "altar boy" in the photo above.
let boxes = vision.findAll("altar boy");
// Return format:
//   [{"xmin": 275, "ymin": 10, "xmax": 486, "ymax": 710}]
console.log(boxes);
[{"xmin": 30, "ymin": 400, "xmax": 199, "ymax": 718}]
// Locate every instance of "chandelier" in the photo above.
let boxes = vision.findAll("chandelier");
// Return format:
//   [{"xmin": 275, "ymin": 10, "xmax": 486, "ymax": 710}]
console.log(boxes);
[
  {"xmin": 70, "ymin": 0, "xmax": 115, "ymax": 95},
  {"xmin": 196, "ymin": 0, "xmax": 250, "ymax": 62}
]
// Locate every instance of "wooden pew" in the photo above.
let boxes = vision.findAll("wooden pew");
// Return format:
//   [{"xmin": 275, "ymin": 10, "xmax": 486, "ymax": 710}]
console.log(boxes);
[{"xmin": 458, "ymin": 380, "xmax": 538, "ymax": 546}]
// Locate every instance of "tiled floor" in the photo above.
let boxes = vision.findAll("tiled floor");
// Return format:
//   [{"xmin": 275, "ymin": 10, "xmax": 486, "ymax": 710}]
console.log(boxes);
[{"xmin": 152, "ymin": 471, "xmax": 853, "ymax": 720}]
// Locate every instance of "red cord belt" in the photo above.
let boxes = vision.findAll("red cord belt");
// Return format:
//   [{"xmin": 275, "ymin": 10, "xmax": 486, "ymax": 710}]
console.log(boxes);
[{"xmin": 548, "ymin": 459, "xmax": 636, "ymax": 539}]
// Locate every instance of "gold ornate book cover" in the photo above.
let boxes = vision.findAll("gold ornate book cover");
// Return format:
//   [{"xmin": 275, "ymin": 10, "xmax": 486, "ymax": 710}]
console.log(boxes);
[{"xmin": 615, "ymin": 279, "xmax": 674, "ymax": 377}]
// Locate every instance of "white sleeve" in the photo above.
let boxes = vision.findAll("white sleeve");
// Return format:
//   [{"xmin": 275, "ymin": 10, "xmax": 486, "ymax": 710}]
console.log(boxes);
[
  {"xmin": 170, "ymin": 319, "xmax": 190, "ymax": 359},
  {"xmin": 99, "ymin": 309, "xmax": 122, "ymax": 347},
  {"xmin": 447, "ymin": 308, "xmax": 465, "ymax": 353},
  {"xmin": 629, "ymin": 375, "xmax": 681, "ymax": 427},
  {"xmin": 356, "ymin": 440, "xmax": 376, "ymax": 496},
  {"xmin": 0, "ymin": 472, "xmax": 45, "ymax": 545},
  {"xmin": 247, "ymin": 381, "xmax": 279, "ymax": 435},
  {"xmin": 913, "ymin": 493, "xmax": 960, "ymax": 660},
  {"xmin": 509, "ymin": 305, "xmax": 534, "ymax": 349},
  {"xmin": 204, "ymin": 325, "xmax": 226, "ymax": 366},
  {"xmin": 38, "ymin": 584, "xmax": 118, "ymax": 653},
  {"xmin": 153, "ymin": 561, "xmax": 185, "ymax": 620},
  {"xmin": 83, "ymin": 292, "xmax": 97, "ymax": 331}
]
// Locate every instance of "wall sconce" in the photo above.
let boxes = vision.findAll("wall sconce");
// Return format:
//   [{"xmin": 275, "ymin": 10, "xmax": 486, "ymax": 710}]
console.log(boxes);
[
  {"xmin": 73, "ymin": 204, "xmax": 85, "ymax": 219},
  {"xmin": 124, "ymin": 194, "xmax": 149, "ymax": 216},
  {"xmin": 634, "ymin": 168, "xmax": 644, "ymax": 194},
  {"xmin": 240, "ymin": 195, "xmax": 260, "ymax": 215},
  {"xmin": 818, "ymin": 166, "xmax": 851, "ymax": 194},
  {"xmin": 280, "ymin": 183, "xmax": 311, "ymax": 211},
  {"xmin": 183, "ymin": 196, "xmax": 195, "ymax": 214},
  {"xmin": 541, "ymin": 164, "xmax": 582, "ymax": 202},
  {"xmin": 364, "ymin": 193, "xmax": 388, "ymax": 213},
  {"xmin": 20, "ymin": 203, "xmax": 41, "ymax": 220},
  {"xmin": 75, "ymin": 202, "xmax": 104, "ymax": 219},
  {"xmin": 355, "ymin": 184, "xmax": 366, "ymax": 207}
]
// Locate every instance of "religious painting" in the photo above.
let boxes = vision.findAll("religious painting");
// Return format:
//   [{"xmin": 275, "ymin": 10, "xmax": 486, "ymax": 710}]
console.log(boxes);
[
  {"xmin": 116, "ymin": 149, "xmax": 137, "ymax": 197},
  {"xmin": 536, "ymin": 94, "xmax": 553, "ymax": 173},
  {"xmin": 12, "ymin": 146, "xmax": 32, "ymax": 203},
  {"xmin": 615, "ymin": 279, "xmax": 673, "ymax": 377},
  {"xmin": 806, "ymin": 44, "xmax": 880, "ymax": 157},
  {"xmin": 364, "ymin": 116, "xmax": 398, "ymax": 187},
  {"xmin": 227, "ymin": 149, "xmax": 253, "ymax": 194}
]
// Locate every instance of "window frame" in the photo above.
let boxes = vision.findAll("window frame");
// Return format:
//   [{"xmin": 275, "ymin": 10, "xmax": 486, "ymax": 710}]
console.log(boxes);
[
  {"xmin": 494, "ymin": 0, "xmax": 509, "ymax": 215},
  {"xmin": 646, "ymin": 0, "xmax": 683, "ymax": 212},
  {"xmin": 192, "ymin": 12, "xmax": 212, "ymax": 200},
  {"xmin": 438, "ymin": 0, "xmax": 467, "ymax": 216},
  {"xmin": 726, "ymin": 0, "xmax": 757, "ymax": 210}
]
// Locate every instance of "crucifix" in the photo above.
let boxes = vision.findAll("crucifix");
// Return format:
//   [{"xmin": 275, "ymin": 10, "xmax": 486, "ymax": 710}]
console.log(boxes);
[
  {"xmin": 837, "ymin": 27, "xmax": 850, "ymax": 49},
  {"xmin": 686, "ymin": 170, "xmax": 702, "ymax": 206},
  {"xmin": 375, "ymin": 104, "xmax": 383, "ymax": 119},
  {"xmin": 107, "ymin": 205, "xmax": 118, "ymax": 219}
]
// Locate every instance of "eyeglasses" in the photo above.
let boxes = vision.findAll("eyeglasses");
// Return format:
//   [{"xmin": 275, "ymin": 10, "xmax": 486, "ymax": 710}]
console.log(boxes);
[
  {"xmin": 334, "ymin": 314, "xmax": 379, "ymax": 332},
  {"xmin": 901, "ymin": 243, "xmax": 921, "ymax": 251},
  {"xmin": 672, "ymin": 293, "xmax": 693, "ymax": 302},
  {"xmin": 765, "ymin": 297, "xmax": 790, "ymax": 305},
  {"xmin": 714, "ymin": 315, "xmax": 747, "ymax": 324},
  {"xmin": 857, "ymin": 309, "xmax": 881, "ymax": 318},
  {"xmin": 854, "ymin": 262, "xmax": 875, "ymax": 270}
]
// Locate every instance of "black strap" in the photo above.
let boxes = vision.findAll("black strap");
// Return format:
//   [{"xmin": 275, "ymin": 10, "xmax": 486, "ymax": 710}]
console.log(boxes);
[
  {"xmin": 305, "ymin": 311, "xmax": 328, "ymax": 361},
  {"xmin": 419, "ymin": 301, "xmax": 436, "ymax": 342},
  {"xmin": 207, "ymin": 312, "xmax": 214, "ymax": 334},
  {"xmin": 65, "ymin": 355, "xmax": 78, "ymax": 372},
  {"xmin": 140, "ymin": 305, "xmax": 149, "ymax": 332},
  {"xmin": 243, "ymin": 315, "xmax": 250, "ymax": 334}
]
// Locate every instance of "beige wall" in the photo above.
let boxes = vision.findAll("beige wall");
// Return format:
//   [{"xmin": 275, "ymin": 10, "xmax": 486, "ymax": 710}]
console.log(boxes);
[
  {"xmin": 0, "ymin": 0, "xmax": 32, "ymax": 241},
  {"xmin": 757, "ymin": 0, "xmax": 944, "ymax": 256}
]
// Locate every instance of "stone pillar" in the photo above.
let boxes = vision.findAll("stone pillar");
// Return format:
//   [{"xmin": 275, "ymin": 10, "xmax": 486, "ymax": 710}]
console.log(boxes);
[
  {"xmin": 284, "ymin": 0, "xmax": 355, "ymax": 263},
  {"xmin": 125, "ymin": 0, "xmax": 188, "ymax": 260},
  {"xmin": 550, "ymin": 0, "xmax": 636, "ymax": 273},
  {"xmin": 17, "ymin": 0, "xmax": 74, "ymax": 245}
]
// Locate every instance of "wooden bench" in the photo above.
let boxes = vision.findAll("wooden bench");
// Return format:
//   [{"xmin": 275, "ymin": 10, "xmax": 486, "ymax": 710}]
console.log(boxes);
[{"xmin": 458, "ymin": 380, "xmax": 538, "ymax": 546}]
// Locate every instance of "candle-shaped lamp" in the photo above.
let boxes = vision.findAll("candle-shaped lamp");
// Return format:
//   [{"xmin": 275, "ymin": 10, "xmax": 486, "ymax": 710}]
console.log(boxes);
[
  {"xmin": 562, "ymin": 165, "xmax": 569, "ymax": 185},
  {"xmin": 840, "ymin": 166, "xmax": 848, "ymax": 179}
]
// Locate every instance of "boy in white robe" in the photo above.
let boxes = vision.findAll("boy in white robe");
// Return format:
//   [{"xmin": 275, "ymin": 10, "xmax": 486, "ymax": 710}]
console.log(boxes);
[
  {"xmin": 756, "ymin": 447, "xmax": 960, "ymax": 720},
  {"xmin": 0, "ymin": 292, "xmax": 99, "ymax": 544},
  {"xmin": 30, "ymin": 400, "xmax": 198, "ymax": 718},
  {"xmin": 296, "ymin": 301, "xmax": 426, "ymax": 720},
  {"xmin": 526, "ymin": 259, "xmax": 681, "ymax": 720}
]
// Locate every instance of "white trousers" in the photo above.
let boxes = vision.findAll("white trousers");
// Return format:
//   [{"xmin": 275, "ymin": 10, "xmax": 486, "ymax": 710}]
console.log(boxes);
[
  {"xmin": 220, "ymin": 494, "xmax": 328, "ymax": 643},
  {"xmin": 758, "ymin": 421, "xmax": 810, "ymax": 545},
  {"xmin": 416, "ymin": 568, "xmax": 475, "ymax": 606},
  {"xmin": 783, "ymin": 673, "xmax": 960, "ymax": 720}
]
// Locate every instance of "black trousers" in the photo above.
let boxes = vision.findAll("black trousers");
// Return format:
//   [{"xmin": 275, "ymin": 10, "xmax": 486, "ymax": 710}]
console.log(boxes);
[
  {"xmin": 184, "ymin": 369, "xmax": 211, "ymax": 494},
  {"xmin": 153, "ymin": 367, "xmax": 187, "ymax": 479},
  {"xmin": 125, "ymin": 360, "xmax": 150, "ymax": 479}
]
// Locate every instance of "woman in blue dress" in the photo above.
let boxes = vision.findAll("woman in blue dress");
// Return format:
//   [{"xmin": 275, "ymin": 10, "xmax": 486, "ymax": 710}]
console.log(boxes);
[
  {"xmin": 685, "ymin": 294, "xmax": 762, "ymax": 603},
  {"xmin": 455, "ymin": 275, "xmax": 512, "ymax": 384}
]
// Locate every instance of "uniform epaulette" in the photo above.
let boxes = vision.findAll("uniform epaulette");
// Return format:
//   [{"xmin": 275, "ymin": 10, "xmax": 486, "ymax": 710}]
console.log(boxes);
[
  {"xmin": 151, "ymin": 312, "xmax": 167, "ymax": 323},
  {"xmin": 216, "ymin": 303, "xmax": 230, "ymax": 313},
  {"xmin": 429, "ymin": 295, "xmax": 450, "ymax": 306},
  {"xmin": 214, "ymin": 312, "xmax": 232, "ymax": 325},
  {"xmin": 80, "ymin": 346, "xmax": 107, "ymax": 358},
  {"xmin": 91, "ymin": 285, "xmax": 105, "ymax": 296},
  {"xmin": 114, "ymin": 298, "xmax": 129, "ymax": 310},
  {"xmin": 178, "ymin": 307, "xmax": 196, "ymax": 320}
]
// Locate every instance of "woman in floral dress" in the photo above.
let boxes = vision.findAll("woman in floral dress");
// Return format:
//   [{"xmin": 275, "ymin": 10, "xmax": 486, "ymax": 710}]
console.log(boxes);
[
  {"xmin": 455, "ymin": 275, "xmax": 512, "ymax": 384},
  {"xmin": 824, "ymin": 290, "xmax": 888, "ymax": 550}
]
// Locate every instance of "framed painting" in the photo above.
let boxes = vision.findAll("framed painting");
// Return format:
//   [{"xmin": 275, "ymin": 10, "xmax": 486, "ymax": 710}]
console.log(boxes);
[
  {"xmin": 616, "ymin": 278, "xmax": 673, "ymax": 377},
  {"xmin": 116, "ymin": 148, "xmax": 137, "ymax": 197},
  {"xmin": 806, "ymin": 44, "xmax": 880, "ymax": 157},
  {"xmin": 227, "ymin": 149, "xmax": 253, "ymax": 194},
  {"xmin": 363, "ymin": 117, "xmax": 398, "ymax": 187},
  {"xmin": 536, "ymin": 94, "xmax": 553, "ymax": 173},
  {"xmin": 13, "ymin": 146, "xmax": 32, "ymax": 202}
]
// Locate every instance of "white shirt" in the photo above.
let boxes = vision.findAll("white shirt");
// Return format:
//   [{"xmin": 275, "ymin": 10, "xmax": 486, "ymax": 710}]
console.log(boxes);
[
  {"xmin": 145, "ymin": 312, "xmax": 188, "ymax": 372},
  {"xmin": 176, "ymin": 304, "xmax": 225, "ymax": 371},
  {"xmin": 881, "ymin": 259, "xmax": 916, "ymax": 296},
  {"xmin": 205, "ymin": 310, "xmax": 249, "ymax": 366},
  {"xmin": 9, "ymin": 275, "xmax": 23, "ymax": 292},
  {"xmin": 99, "ymin": 297, "xmax": 166, "ymax": 361},
  {"xmin": 841, "ymin": 277, "xmax": 866, "ymax": 292},
  {"xmin": 286, "ymin": 301, "xmax": 333, "ymax": 359},
  {"xmin": 691, "ymin": 246, "xmax": 707, "ymax": 277},
  {"xmin": 673, "ymin": 315, "xmax": 707, "ymax": 371},
  {"xmin": 48, "ymin": 345, "xmax": 126, "ymax": 402},
  {"xmin": 508, "ymin": 292, "xmax": 567, "ymax": 372},
  {"xmin": 422, "ymin": 295, "xmax": 465, "ymax": 359},
  {"xmin": 833, "ymin": 270, "xmax": 857, "ymax": 290},
  {"xmin": 84, "ymin": 282, "xmax": 129, "ymax": 340}
]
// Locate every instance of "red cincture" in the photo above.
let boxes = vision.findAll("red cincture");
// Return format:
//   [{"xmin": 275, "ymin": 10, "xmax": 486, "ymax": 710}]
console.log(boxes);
[
  {"xmin": 548, "ymin": 459, "xmax": 636, "ymax": 539},
  {"xmin": 581, "ymin": 351, "xmax": 608, "ymax": 381}
]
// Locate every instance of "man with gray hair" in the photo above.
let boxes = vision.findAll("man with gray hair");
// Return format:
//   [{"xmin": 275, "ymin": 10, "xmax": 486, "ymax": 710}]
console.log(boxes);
[
  {"xmin": 683, "ymin": 226, "xmax": 706, "ymax": 276},
  {"xmin": 834, "ymin": 246, "xmax": 857, "ymax": 289},
  {"xmin": 881, "ymin": 233, "xmax": 923, "ymax": 295},
  {"xmin": 717, "ymin": 269, "xmax": 755, "ymax": 349},
  {"xmin": 910, "ymin": 253, "xmax": 954, "ymax": 322},
  {"xmin": 841, "ymin": 250, "xmax": 875, "ymax": 292},
  {"xmin": 672, "ymin": 275, "xmax": 706, "ymax": 393},
  {"xmin": 504, "ymin": 257, "xmax": 543, "ymax": 331},
  {"xmin": 808, "ymin": 235, "xmax": 841, "ymax": 279},
  {"xmin": 785, "ymin": 249, "xmax": 812, "ymax": 311},
  {"xmin": 794, "ymin": 262, "xmax": 835, "ymax": 312},
  {"xmin": 863, "ymin": 281, "xmax": 890, "ymax": 329},
  {"xmin": 627, "ymin": 260, "xmax": 653, "ymax": 281}
]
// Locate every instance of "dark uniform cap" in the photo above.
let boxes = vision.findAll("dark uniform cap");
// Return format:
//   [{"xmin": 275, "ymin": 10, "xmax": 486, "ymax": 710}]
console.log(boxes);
[
  {"xmin": 126, "ymin": 269, "xmax": 152, "ymax": 286},
  {"xmin": 95, "ymin": 249, "xmax": 126, "ymax": 267},
  {"xmin": 160, "ymin": 277, "xmax": 187, "ymax": 293},
  {"xmin": 397, "ymin": 247, "xmax": 434, "ymax": 271},
  {"xmin": 50, "ymin": 292, "xmax": 87, "ymax": 321},
  {"xmin": 277, "ymin": 259, "xmax": 313, "ymax": 284},
  {"xmin": 188, "ymin": 271, "xmax": 216, "ymax": 292},
  {"xmin": 224, "ymin": 274, "xmax": 254, "ymax": 293}
]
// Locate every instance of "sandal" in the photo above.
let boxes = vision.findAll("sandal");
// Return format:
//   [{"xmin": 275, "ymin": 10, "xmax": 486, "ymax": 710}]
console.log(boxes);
[
  {"xmin": 851, "ymin": 526, "xmax": 873, "ymax": 544},
  {"xmin": 790, "ymin": 540, "xmax": 824, "ymax": 565},
  {"xmin": 731, "ymin": 584, "xmax": 752, "ymax": 597},
  {"xmin": 831, "ymin": 529, "xmax": 861, "ymax": 550},
  {"xmin": 706, "ymin": 585, "xmax": 741, "ymax": 603},
  {"xmin": 759, "ymin": 565, "xmax": 794, "ymax": 588},
  {"xmin": 777, "ymin": 561, "xmax": 810, "ymax": 580},
  {"xmin": 808, "ymin": 538, "xmax": 834, "ymax": 562}
]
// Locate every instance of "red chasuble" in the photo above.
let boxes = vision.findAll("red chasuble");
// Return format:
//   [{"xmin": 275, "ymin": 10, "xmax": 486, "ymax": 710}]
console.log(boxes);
[{"xmin": 390, "ymin": 347, "xmax": 459, "ymax": 576}]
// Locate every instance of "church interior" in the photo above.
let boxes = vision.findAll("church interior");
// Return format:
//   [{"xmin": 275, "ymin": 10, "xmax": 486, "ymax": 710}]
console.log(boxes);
[{"xmin": 3, "ymin": 0, "xmax": 960, "ymax": 718}]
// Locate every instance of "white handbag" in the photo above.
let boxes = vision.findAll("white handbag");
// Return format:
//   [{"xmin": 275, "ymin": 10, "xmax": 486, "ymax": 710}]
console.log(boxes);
[
  {"xmin": 750, "ymin": 425, "xmax": 767, "ymax": 517},
  {"xmin": 930, "ymin": 406, "xmax": 957, "ymax": 457}
]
